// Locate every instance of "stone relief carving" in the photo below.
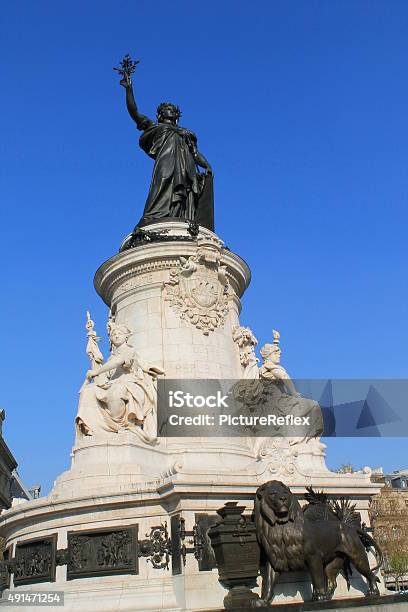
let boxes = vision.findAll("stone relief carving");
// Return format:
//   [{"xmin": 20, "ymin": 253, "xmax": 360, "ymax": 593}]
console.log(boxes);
[
  {"xmin": 232, "ymin": 325, "xmax": 259, "ymax": 379},
  {"xmin": 69, "ymin": 535, "xmax": 89, "ymax": 571},
  {"xmin": 13, "ymin": 538, "xmax": 55, "ymax": 586},
  {"xmin": 164, "ymin": 241, "xmax": 230, "ymax": 335},
  {"xmin": 257, "ymin": 440, "xmax": 298, "ymax": 476},
  {"xmin": 67, "ymin": 527, "xmax": 137, "ymax": 579},
  {"xmin": 75, "ymin": 312, "xmax": 164, "ymax": 444},
  {"xmin": 96, "ymin": 531, "xmax": 130, "ymax": 567}
]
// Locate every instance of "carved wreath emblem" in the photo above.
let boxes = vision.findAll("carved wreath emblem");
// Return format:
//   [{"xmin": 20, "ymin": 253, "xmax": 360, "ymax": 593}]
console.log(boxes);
[{"xmin": 164, "ymin": 243, "xmax": 230, "ymax": 335}]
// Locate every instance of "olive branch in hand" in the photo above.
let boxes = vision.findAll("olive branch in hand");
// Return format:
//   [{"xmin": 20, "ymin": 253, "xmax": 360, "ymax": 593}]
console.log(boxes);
[{"xmin": 113, "ymin": 54, "xmax": 140, "ymax": 86}]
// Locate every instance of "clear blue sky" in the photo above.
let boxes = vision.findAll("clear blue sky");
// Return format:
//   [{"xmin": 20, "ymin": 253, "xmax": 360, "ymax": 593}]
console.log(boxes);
[{"xmin": 1, "ymin": 1, "xmax": 407, "ymax": 493}]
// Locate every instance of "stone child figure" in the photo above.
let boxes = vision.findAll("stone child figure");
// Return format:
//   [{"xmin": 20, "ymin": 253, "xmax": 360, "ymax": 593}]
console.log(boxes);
[
  {"xmin": 116, "ymin": 55, "xmax": 214, "ymax": 231},
  {"xmin": 232, "ymin": 325, "xmax": 259, "ymax": 379},
  {"xmin": 75, "ymin": 317, "xmax": 164, "ymax": 443}
]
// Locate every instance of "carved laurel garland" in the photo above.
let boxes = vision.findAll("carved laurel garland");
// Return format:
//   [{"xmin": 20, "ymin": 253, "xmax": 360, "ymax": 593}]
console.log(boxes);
[{"xmin": 164, "ymin": 242, "xmax": 230, "ymax": 335}]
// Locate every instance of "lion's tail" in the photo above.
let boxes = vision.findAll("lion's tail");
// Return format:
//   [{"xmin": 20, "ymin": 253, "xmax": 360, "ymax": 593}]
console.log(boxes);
[
  {"xmin": 344, "ymin": 558, "xmax": 352, "ymax": 590},
  {"xmin": 358, "ymin": 530, "xmax": 384, "ymax": 573}
]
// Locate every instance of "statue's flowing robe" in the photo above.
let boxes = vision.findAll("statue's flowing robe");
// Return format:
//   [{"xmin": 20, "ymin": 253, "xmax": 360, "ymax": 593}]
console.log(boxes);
[
  {"xmin": 232, "ymin": 364, "xmax": 323, "ymax": 449},
  {"xmin": 137, "ymin": 122, "xmax": 214, "ymax": 230},
  {"xmin": 259, "ymin": 365, "xmax": 324, "ymax": 441},
  {"xmin": 76, "ymin": 344, "xmax": 158, "ymax": 443}
]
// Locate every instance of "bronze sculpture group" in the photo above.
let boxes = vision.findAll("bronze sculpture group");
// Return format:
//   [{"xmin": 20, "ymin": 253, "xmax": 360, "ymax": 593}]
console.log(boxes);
[{"xmin": 254, "ymin": 480, "xmax": 382, "ymax": 606}]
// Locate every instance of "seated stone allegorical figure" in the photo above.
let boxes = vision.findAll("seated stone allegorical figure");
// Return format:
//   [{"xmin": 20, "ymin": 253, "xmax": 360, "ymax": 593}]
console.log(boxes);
[
  {"xmin": 258, "ymin": 331, "xmax": 323, "ymax": 443},
  {"xmin": 75, "ymin": 315, "xmax": 164, "ymax": 444},
  {"xmin": 232, "ymin": 330, "xmax": 323, "ymax": 445}
]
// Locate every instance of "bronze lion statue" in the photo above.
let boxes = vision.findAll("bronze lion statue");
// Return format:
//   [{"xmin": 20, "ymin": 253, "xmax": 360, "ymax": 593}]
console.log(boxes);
[{"xmin": 254, "ymin": 480, "xmax": 382, "ymax": 605}]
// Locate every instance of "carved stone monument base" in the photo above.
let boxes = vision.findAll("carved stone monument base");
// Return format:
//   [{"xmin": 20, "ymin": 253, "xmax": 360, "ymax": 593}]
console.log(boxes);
[
  {"xmin": 0, "ymin": 470, "xmax": 384, "ymax": 611},
  {"xmin": 0, "ymin": 223, "xmax": 384, "ymax": 611}
]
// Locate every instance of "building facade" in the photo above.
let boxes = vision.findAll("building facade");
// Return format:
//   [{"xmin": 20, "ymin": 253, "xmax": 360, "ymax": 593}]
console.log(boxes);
[
  {"xmin": 0, "ymin": 411, "xmax": 30, "ymax": 511},
  {"xmin": 370, "ymin": 468, "xmax": 408, "ymax": 591}
]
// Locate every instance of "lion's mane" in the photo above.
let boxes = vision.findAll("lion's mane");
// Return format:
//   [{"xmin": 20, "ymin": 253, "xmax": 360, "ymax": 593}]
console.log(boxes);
[{"xmin": 254, "ymin": 480, "xmax": 305, "ymax": 572}]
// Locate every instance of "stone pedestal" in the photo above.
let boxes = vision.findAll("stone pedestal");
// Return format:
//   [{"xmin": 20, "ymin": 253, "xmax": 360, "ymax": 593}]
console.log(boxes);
[
  {"xmin": 94, "ymin": 222, "xmax": 249, "ymax": 379},
  {"xmin": 0, "ymin": 223, "xmax": 384, "ymax": 611}
]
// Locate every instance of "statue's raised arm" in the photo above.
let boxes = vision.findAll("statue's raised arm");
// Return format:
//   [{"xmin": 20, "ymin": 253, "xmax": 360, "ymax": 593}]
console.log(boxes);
[{"xmin": 114, "ymin": 55, "xmax": 154, "ymax": 131}]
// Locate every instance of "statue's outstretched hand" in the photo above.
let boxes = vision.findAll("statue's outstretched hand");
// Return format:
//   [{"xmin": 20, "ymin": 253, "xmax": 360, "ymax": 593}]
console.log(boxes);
[
  {"xmin": 146, "ymin": 365, "xmax": 165, "ymax": 378},
  {"xmin": 79, "ymin": 369, "xmax": 96, "ymax": 392},
  {"xmin": 120, "ymin": 75, "xmax": 132, "ymax": 89}
]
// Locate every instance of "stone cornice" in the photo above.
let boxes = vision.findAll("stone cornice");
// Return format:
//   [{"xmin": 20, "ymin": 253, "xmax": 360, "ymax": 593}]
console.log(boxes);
[
  {"xmin": 94, "ymin": 241, "xmax": 251, "ymax": 306},
  {"xmin": 0, "ymin": 473, "xmax": 381, "ymax": 540}
]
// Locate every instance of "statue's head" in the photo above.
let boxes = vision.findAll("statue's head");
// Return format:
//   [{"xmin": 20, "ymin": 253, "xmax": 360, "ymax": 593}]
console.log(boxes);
[
  {"xmin": 157, "ymin": 102, "xmax": 181, "ymax": 125},
  {"xmin": 260, "ymin": 343, "xmax": 281, "ymax": 364},
  {"xmin": 260, "ymin": 330, "xmax": 281, "ymax": 364},
  {"xmin": 107, "ymin": 319, "xmax": 132, "ymax": 347}
]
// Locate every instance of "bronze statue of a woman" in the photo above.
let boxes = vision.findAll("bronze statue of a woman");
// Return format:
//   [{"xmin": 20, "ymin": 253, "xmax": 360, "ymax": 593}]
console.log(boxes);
[{"xmin": 115, "ymin": 56, "xmax": 214, "ymax": 231}]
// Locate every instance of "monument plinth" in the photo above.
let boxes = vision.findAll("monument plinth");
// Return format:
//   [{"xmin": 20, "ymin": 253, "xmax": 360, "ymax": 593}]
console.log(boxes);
[
  {"xmin": 95, "ymin": 222, "xmax": 250, "ymax": 378},
  {"xmin": 0, "ymin": 56, "xmax": 386, "ymax": 611},
  {"xmin": 0, "ymin": 222, "xmax": 383, "ymax": 611}
]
